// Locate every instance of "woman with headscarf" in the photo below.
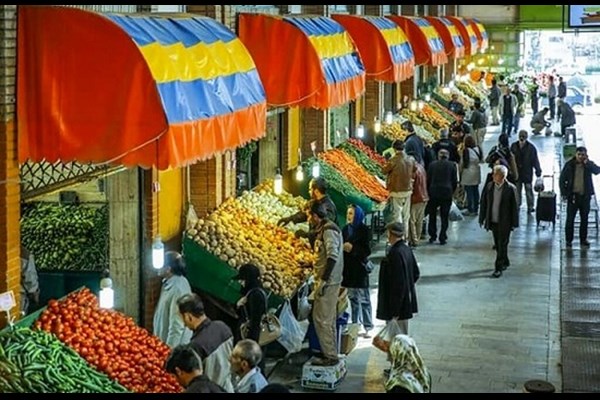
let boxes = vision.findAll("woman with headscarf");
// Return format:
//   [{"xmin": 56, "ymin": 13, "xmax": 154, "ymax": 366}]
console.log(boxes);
[
  {"xmin": 235, "ymin": 263, "xmax": 268, "ymax": 371},
  {"xmin": 385, "ymin": 334, "xmax": 432, "ymax": 393},
  {"xmin": 341, "ymin": 204, "xmax": 373, "ymax": 337}
]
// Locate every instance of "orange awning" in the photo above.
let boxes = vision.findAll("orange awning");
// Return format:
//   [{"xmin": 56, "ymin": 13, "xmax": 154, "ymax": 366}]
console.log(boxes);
[
  {"xmin": 17, "ymin": 6, "xmax": 267, "ymax": 170},
  {"xmin": 238, "ymin": 13, "xmax": 366, "ymax": 109},
  {"xmin": 332, "ymin": 15, "xmax": 415, "ymax": 83},
  {"xmin": 425, "ymin": 16, "xmax": 466, "ymax": 59},
  {"xmin": 445, "ymin": 16, "xmax": 480, "ymax": 57},
  {"xmin": 468, "ymin": 18, "xmax": 489, "ymax": 53},
  {"xmin": 386, "ymin": 16, "xmax": 447, "ymax": 67}
]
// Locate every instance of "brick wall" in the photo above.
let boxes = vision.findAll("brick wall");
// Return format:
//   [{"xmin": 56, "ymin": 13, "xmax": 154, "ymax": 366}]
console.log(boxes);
[
  {"xmin": 0, "ymin": 5, "xmax": 20, "ymax": 327},
  {"xmin": 401, "ymin": 5, "xmax": 416, "ymax": 16},
  {"xmin": 142, "ymin": 169, "xmax": 159, "ymax": 330},
  {"xmin": 364, "ymin": 5, "xmax": 382, "ymax": 16},
  {"xmin": 302, "ymin": 5, "xmax": 327, "ymax": 15},
  {"xmin": 301, "ymin": 109, "xmax": 327, "ymax": 157}
]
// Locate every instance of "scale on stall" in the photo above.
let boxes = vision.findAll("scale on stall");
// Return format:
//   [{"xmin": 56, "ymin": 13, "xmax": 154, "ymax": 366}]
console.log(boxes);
[{"xmin": 0, "ymin": 290, "xmax": 17, "ymax": 327}]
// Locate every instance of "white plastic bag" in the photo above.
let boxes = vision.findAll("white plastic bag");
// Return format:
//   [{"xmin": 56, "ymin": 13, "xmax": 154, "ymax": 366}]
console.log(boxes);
[
  {"xmin": 185, "ymin": 204, "xmax": 199, "ymax": 230},
  {"xmin": 277, "ymin": 301, "xmax": 309, "ymax": 354},
  {"xmin": 372, "ymin": 319, "xmax": 404, "ymax": 353},
  {"xmin": 449, "ymin": 201, "xmax": 464, "ymax": 222}
]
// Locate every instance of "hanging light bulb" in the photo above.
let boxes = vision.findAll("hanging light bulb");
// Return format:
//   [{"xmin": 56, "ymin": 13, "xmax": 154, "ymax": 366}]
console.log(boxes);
[
  {"xmin": 385, "ymin": 111, "xmax": 393, "ymax": 125},
  {"xmin": 424, "ymin": 93, "xmax": 431, "ymax": 102},
  {"xmin": 448, "ymin": 80, "xmax": 455, "ymax": 89},
  {"xmin": 357, "ymin": 123, "xmax": 366, "ymax": 138},
  {"xmin": 295, "ymin": 165, "xmax": 305, "ymax": 182},
  {"xmin": 442, "ymin": 86, "xmax": 451, "ymax": 95},
  {"xmin": 311, "ymin": 161, "xmax": 320, "ymax": 178},
  {"xmin": 417, "ymin": 100, "xmax": 425, "ymax": 111},
  {"xmin": 152, "ymin": 235, "xmax": 164, "ymax": 270},
  {"xmin": 274, "ymin": 168, "xmax": 283, "ymax": 195},
  {"xmin": 99, "ymin": 271, "xmax": 114, "ymax": 309},
  {"xmin": 373, "ymin": 118, "xmax": 381, "ymax": 134},
  {"xmin": 410, "ymin": 100, "xmax": 418, "ymax": 112}
]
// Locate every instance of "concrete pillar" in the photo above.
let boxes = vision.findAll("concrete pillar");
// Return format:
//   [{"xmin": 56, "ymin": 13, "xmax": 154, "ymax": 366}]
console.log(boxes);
[{"xmin": 0, "ymin": 5, "xmax": 20, "ymax": 327}]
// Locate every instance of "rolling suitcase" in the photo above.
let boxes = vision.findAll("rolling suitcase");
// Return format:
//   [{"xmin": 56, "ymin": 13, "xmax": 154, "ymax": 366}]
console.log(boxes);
[{"xmin": 536, "ymin": 174, "xmax": 556, "ymax": 228}]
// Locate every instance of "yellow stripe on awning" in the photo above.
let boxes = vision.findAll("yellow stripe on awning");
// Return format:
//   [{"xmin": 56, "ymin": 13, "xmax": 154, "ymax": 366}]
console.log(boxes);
[
  {"xmin": 308, "ymin": 32, "xmax": 355, "ymax": 59},
  {"xmin": 140, "ymin": 39, "xmax": 256, "ymax": 83},
  {"xmin": 381, "ymin": 27, "xmax": 409, "ymax": 48}
]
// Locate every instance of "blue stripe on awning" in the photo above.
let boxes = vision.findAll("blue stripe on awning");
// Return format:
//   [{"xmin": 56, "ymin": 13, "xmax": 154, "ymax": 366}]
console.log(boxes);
[
  {"xmin": 106, "ymin": 14, "xmax": 236, "ymax": 47},
  {"xmin": 389, "ymin": 42, "xmax": 414, "ymax": 65},
  {"xmin": 321, "ymin": 53, "xmax": 365, "ymax": 84},
  {"xmin": 367, "ymin": 16, "xmax": 397, "ymax": 31},
  {"xmin": 284, "ymin": 15, "xmax": 346, "ymax": 36},
  {"xmin": 157, "ymin": 69, "xmax": 265, "ymax": 123}
]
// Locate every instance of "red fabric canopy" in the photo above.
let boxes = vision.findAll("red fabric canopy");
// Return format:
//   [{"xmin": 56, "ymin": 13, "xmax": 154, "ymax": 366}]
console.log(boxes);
[
  {"xmin": 445, "ymin": 16, "xmax": 480, "ymax": 57},
  {"xmin": 425, "ymin": 16, "xmax": 466, "ymax": 59},
  {"xmin": 332, "ymin": 14, "xmax": 415, "ymax": 83},
  {"xmin": 386, "ymin": 16, "xmax": 448, "ymax": 67},
  {"xmin": 238, "ymin": 13, "xmax": 366, "ymax": 109},
  {"xmin": 17, "ymin": 6, "xmax": 267, "ymax": 170}
]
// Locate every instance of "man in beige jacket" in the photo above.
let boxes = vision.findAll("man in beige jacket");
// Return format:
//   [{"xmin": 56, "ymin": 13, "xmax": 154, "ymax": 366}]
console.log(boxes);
[{"xmin": 383, "ymin": 140, "xmax": 417, "ymax": 226}]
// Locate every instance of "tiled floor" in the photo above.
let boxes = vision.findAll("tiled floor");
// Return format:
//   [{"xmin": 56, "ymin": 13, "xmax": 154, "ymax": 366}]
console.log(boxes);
[{"xmin": 268, "ymin": 118, "xmax": 600, "ymax": 393}]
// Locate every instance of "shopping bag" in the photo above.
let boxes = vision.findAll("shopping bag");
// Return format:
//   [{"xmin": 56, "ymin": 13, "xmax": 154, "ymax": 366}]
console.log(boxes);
[
  {"xmin": 372, "ymin": 319, "xmax": 404, "ymax": 353},
  {"xmin": 449, "ymin": 201, "xmax": 464, "ymax": 222},
  {"xmin": 534, "ymin": 177, "xmax": 545, "ymax": 193},
  {"xmin": 277, "ymin": 301, "xmax": 309, "ymax": 354}
]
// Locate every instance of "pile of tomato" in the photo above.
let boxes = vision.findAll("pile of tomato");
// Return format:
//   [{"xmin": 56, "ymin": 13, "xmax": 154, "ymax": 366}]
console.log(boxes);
[{"xmin": 33, "ymin": 288, "xmax": 182, "ymax": 393}]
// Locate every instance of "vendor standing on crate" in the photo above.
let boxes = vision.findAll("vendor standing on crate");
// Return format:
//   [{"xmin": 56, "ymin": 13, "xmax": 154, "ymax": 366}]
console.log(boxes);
[
  {"xmin": 277, "ymin": 177, "xmax": 337, "ymax": 245},
  {"xmin": 309, "ymin": 201, "xmax": 344, "ymax": 367},
  {"xmin": 559, "ymin": 147, "xmax": 600, "ymax": 248}
]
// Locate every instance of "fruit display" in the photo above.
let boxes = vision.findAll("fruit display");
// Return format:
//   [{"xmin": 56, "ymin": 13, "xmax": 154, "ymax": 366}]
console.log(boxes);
[
  {"xmin": 254, "ymin": 179, "xmax": 307, "ymax": 210},
  {"xmin": 347, "ymin": 138, "xmax": 387, "ymax": 167},
  {"xmin": 186, "ymin": 198, "xmax": 314, "ymax": 298},
  {"xmin": 421, "ymin": 104, "xmax": 453, "ymax": 130},
  {"xmin": 383, "ymin": 113, "xmax": 441, "ymax": 146},
  {"xmin": 21, "ymin": 202, "xmax": 109, "ymax": 272},
  {"xmin": 456, "ymin": 80, "xmax": 488, "ymax": 104},
  {"xmin": 433, "ymin": 86, "xmax": 473, "ymax": 110},
  {"xmin": 235, "ymin": 188, "xmax": 309, "ymax": 233},
  {"xmin": 338, "ymin": 141, "xmax": 385, "ymax": 180},
  {"xmin": 33, "ymin": 288, "xmax": 182, "ymax": 393},
  {"xmin": 318, "ymin": 149, "xmax": 389, "ymax": 203},
  {"xmin": 430, "ymin": 99, "xmax": 458, "ymax": 123},
  {"xmin": 0, "ymin": 326, "xmax": 129, "ymax": 393},
  {"xmin": 381, "ymin": 120, "xmax": 410, "ymax": 142}
]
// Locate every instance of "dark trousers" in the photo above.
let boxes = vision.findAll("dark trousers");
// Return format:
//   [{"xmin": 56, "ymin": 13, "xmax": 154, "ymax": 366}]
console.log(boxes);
[
  {"xmin": 465, "ymin": 185, "xmax": 480, "ymax": 214},
  {"xmin": 549, "ymin": 97, "xmax": 556, "ymax": 119},
  {"xmin": 491, "ymin": 223, "xmax": 511, "ymax": 271},
  {"xmin": 428, "ymin": 198, "xmax": 452, "ymax": 242},
  {"xmin": 566, "ymin": 194, "xmax": 591, "ymax": 244},
  {"xmin": 531, "ymin": 98, "xmax": 539, "ymax": 115},
  {"xmin": 501, "ymin": 114, "xmax": 514, "ymax": 136}
]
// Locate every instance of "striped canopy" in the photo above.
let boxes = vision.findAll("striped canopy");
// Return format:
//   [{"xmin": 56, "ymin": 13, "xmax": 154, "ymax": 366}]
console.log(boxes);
[
  {"xmin": 18, "ymin": 6, "xmax": 267, "ymax": 169},
  {"xmin": 387, "ymin": 16, "xmax": 447, "ymax": 67},
  {"xmin": 425, "ymin": 16, "xmax": 466, "ymax": 59}
]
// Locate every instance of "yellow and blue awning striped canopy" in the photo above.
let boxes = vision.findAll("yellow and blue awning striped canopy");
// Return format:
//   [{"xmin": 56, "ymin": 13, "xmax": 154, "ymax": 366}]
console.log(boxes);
[
  {"xmin": 387, "ymin": 16, "xmax": 448, "ymax": 66},
  {"xmin": 18, "ymin": 6, "xmax": 267, "ymax": 169},
  {"xmin": 239, "ymin": 13, "xmax": 366, "ymax": 109},
  {"xmin": 332, "ymin": 14, "xmax": 415, "ymax": 83},
  {"xmin": 470, "ymin": 18, "xmax": 489, "ymax": 52}
]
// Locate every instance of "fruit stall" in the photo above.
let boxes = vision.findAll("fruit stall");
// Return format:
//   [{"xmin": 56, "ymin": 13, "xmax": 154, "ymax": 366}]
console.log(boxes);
[{"xmin": 0, "ymin": 288, "xmax": 180, "ymax": 393}]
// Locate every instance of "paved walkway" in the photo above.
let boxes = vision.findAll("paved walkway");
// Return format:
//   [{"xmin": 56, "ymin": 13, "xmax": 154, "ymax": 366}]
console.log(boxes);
[{"xmin": 268, "ymin": 118, "xmax": 600, "ymax": 393}]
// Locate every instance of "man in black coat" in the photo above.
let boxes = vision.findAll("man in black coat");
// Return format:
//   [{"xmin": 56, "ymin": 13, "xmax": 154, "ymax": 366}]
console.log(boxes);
[
  {"xmin": 559, "ymin": 146, "xmax": 600, "ymax": 248},
  {"xmin": 510, "ymin": 130, "xmax": 542, "ymax": 213},
  {"xmin": 427, "ymin": 149, "xmax": 458, "ymax": 245},
  {"xmin": 376, "ymin": 222, "xmax": 420, "ymax": 336},
  {"xmin": 479, "ymin": 164, "xmax": 519, "ymax": 278},
  {"xmin": 165, "ymin": 345, "xmax": 227, "ymax": 393}
]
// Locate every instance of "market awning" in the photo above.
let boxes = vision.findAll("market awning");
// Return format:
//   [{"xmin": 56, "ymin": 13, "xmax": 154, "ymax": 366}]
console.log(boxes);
[
  {"xmin": 17, "ymin": 6, "xmax": 267, "ymax": 170},
  {"xmin": 469, "ymin": 18, "xmax": 489, "ymax": 53},
  {"xmin": 386, "ymin": 16, "xmax": 447, "ymax": 67},
  {"xmin": 238, "ymin": 13, "xmax": 366, "ymax": 109},
  {"xmin": 445, "ymin": 16, "xmax": 480, "ymax": 57},
  {"xmin": 424, "ymin": 16, "xmax": 466, "ymax": 59},
  {"xmin": 331, "ymin": 14, "xmax": 415, "ymax": 83}
]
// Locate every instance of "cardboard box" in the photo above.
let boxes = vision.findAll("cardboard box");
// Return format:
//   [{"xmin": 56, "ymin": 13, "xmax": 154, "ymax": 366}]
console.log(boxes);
[
  {"xmin": 301, "ymin": 357, "xmax": 347, "ymax": 391},
  {"xmin": 340, "ymin": 323, "xmax": 360, "ymax": 355}
]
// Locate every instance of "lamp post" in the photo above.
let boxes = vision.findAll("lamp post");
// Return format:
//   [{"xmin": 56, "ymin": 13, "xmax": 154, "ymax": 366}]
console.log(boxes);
[
  {"xmin": 99, "ymin": 270, "xmax": 114, "ymax": 309},
  {"xmin": 274, "ymin": 168, "xmax": 283, "ymax": 195},
  {"xmin": 152, "ymin": 235, "xmax": 164, "ymax": 270}
]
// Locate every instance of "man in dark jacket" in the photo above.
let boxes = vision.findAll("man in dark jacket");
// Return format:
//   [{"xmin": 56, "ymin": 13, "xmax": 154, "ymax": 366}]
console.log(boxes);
[
  {"xmin": 376, "ymin": 222, "xmax": 420, "ymax": 336},
  {"xmin": 559, "ymin": 146, "xmax": 600, "ymax": 248},
  {"xmin": 165, "ymin": 345, "xmax": 227, "ymax": 393},
  {"xmin": 177, "ymin": 293, "xmax": 235, "ymax": 392},
  {"xmin": 479, "ymin": 164, "xmax": 519, "ymax": 278},
  {"xmin": 277, "ymin": 177, "xmax": 337, "ymax": 241},
  {"xmin": 558, "ymin": 99, "xmax": 576, "ymax": 140},
  {"xmin": 427, "ymin": 149, "xmax": 458, "ymax": 245},
  {"xmin": 557, "ymin": 76, "xmax": 567, "ymax": 121},
  {"xmin": 402, "ymin": 120, "xmax": 426, "ymax": 166},
  {"xmin": 510, "ymin": 130, "xmax": 542, "ymax": 213},
  {"xmin": 488, "ymin": 79, "xmax": 501, "ymax": 125},
  {"xmin": 431, "ymin": 129, "xmax": 460, "ymax": 164}
]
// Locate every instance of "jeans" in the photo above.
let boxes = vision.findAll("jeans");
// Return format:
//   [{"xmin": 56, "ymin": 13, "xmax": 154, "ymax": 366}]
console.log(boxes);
[
  {"xmin": 501, "ymin": 114, "xmax": 514, "ymax": 136},
  {"xmin": 565, "ymin": 194, "xmax": 591, "ymax": 244},
  {"xmin": 348, "ymin": 288, "xmax": 373, "ymax": 331},
  {"xmin": 549, "ymin": 97, "xmax": 556, "ymax": 119},
  {"xmin": 465, "ymin": 185, "xmax": 480, "ymax": 214}
]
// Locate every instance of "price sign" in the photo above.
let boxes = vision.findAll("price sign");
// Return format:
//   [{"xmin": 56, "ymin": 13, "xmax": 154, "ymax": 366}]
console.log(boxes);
[{"xmin": 0, "ymin": 291, "xmax": 16, "ymax": 312}]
